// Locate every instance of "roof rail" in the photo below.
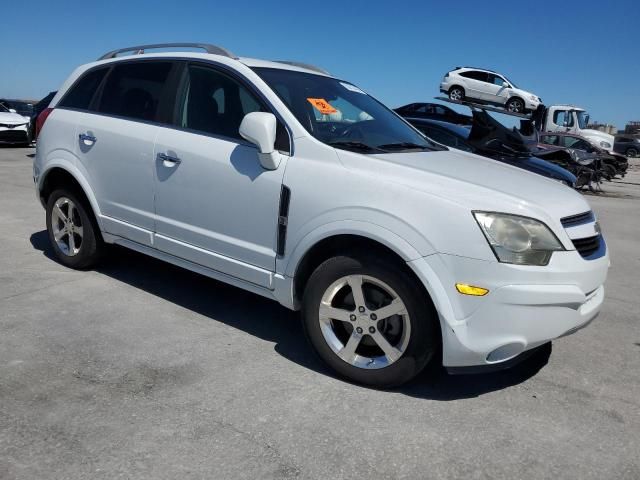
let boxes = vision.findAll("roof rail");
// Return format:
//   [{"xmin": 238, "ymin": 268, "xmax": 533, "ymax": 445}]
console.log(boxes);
[
  {"xmin": 274, "ymin": 60, "xmax": 330, "ymax": 75},
  {"xmin": 98, "ymin": 43, "xmax": 237, "ymax": 61}
]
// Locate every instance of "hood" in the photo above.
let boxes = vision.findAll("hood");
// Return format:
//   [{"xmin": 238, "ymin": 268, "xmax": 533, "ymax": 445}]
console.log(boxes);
[
  {"xmin": 336, "ymin": 147, "xmax": 590, "ymax": 225},
  {"xmin": 581, "ymin": 129, "xmax": 615, "ymax": 149},
  {"xmin": 0, "ymin": 111, "xmax": 30, "ymax": 124}
]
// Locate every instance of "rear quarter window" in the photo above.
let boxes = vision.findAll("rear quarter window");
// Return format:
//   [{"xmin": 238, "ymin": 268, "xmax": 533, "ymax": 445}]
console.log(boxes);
[{"xmin": 58, "ymin": 67, "xmax": 109, "ymax": 110}]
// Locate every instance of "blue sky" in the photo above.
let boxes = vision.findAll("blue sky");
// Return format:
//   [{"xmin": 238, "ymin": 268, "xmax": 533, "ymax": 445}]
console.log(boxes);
[{"xmin": 2, "ymin": 0, "xmax": 639, "ymax": 128}]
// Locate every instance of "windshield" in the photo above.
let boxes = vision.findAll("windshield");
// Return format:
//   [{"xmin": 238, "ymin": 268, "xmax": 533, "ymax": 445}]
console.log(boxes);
[
  {"xmin": 576, "ymin": 111, "xmax": 589, "ymax": 129},
  {"xmin": 252, "ymin": 67, "xmax": 439, "ymax": 154}
]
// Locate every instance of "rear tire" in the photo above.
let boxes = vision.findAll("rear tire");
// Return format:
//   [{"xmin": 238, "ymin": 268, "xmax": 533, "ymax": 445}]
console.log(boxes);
[
  {"xmin": 448, "ymin": 86, "xmax": 465, "ymax": 102},
  {"xmin": 301, "ymin": 254, "xmax": 439, "ymax": 388},
  {"xmin": 46, "ymin": 188, "xmax": 104, "ymax": 269},
  {"xmin": 626, "ymin": 147, "xmax": 638, "ymax": 158}
]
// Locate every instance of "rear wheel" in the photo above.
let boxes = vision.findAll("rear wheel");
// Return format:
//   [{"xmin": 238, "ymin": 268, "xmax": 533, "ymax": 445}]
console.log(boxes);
[
  {"xmin": 46, "ymin": 189, "xmax": 104, "ymax": 269},
  {"xmin": 448, "ymin": 86, "xmax": 465, "ymax": 102},
  {"xmin": 301, "ymin": 255, "xmax": 439, "ymax": 388},
  {"xmin": 506, "ymin": 97, "xmax": 525, "ymax": 113},
  {"xmin": 626, "ymin": 147, "xmax": 638, "ymax": 158}
]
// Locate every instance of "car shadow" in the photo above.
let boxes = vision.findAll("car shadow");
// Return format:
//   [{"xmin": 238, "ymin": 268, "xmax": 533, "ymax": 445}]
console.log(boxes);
[{"xmin": 29, "ymin": 230, "xmax": 550, "ymax": 400}]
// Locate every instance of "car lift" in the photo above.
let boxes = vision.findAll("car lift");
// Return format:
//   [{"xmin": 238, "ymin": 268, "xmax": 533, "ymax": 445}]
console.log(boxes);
[{"xmin": 434, "ymin": 96, "xmax": 533, "ymax": 119}]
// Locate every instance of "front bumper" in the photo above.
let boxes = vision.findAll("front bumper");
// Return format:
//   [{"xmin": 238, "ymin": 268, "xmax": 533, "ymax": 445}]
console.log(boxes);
[
  {"xmin": 524, "ymin": 98, "xmax": 541, "ymax": 110},
  {"xmin": 0, "ymin": 124, "xmax": 29, "ymax": 144},
  {"xmin": 409, "ymin": 246, "xmax": 609, "ymax": 368}
]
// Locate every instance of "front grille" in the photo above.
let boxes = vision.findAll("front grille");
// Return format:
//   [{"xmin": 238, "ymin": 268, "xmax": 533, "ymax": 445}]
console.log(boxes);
[
  {"xmin": 561, "ymin": 211, "xmax": 595, "ymax": 228},
  {"xmin": 0, "ymin": 130, "xmax": 28, "ymax": 143},
  {"xmin": 572, "ymin": 235, "xmax": 600, "ymax": 258}
]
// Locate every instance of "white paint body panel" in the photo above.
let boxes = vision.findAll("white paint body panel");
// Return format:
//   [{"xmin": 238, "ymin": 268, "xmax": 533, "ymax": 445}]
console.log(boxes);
[{"xmin": 35, "ymin": 52, "xmax": 609, "ymax": 369}]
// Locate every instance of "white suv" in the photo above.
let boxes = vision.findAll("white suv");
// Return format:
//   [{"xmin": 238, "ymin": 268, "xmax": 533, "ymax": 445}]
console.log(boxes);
[
  {"xmin": 440, "ymin": 67, "xmax": 542, "ymax": 113},
  {"xmin": 34, "ymin": 44, "xmax": 608, "ymax": 387}
]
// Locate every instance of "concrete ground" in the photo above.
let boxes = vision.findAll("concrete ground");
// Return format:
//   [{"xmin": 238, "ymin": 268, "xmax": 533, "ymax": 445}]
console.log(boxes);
[{"xmin": 0, "ymin": 145, "xmax": 638, "ymax": 480}]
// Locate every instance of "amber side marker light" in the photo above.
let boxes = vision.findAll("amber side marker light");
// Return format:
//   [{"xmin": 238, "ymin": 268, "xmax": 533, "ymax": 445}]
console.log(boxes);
[{"xmin": 455, "ymin": 283, "xmax": 489, "ymax": 296}]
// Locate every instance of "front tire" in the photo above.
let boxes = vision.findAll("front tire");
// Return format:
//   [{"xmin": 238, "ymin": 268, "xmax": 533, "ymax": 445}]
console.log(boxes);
[
  {"xmin": 46, "ymin": 189, "xmax": 104, "ymax": 269},
  {"xmin": 301, "ymin": 255, "xmax": 439, "ymax": 388},
  {"xmin": 506, "ymin": 97, "xmax": 525, "ymax": 113},
  {"xmin": 626, "ymin": 147, "xmax": 638, "ymax": 158}
]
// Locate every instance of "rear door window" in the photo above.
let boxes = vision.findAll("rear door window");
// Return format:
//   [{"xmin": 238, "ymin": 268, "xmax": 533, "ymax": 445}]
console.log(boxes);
[
  {"xmin": 541, "ymin": 135, "xmax": 559, "ymax": 145},
  {"xmin": 97, "ymin": 61, "xmax": 173, "ymax": 122},
  {"xmin": 460, "ymin": 71, "xmax": 488, "ymax": 82},
  {"xmin": 59, "ymin": 67, "xmax": 109, "ymax": 110}
]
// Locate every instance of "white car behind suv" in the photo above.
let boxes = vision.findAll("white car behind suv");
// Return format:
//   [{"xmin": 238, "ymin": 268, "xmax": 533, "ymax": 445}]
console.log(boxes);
[
  {"xmin": 34, "ymin": 44, "xmax": 607, "ymax": 387},
  {"xmin": 440, "ymin": 67, "xmax": 541, "ymax": 113},
  {"xmin": 0, "ymin": 103, "xmax": 31, "ymax": 145}
]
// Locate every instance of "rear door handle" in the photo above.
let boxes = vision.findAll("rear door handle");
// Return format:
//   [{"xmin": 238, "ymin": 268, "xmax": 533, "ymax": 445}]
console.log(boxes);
[
  {"xmin": 157, "ymin": 152, "xmax": 181, "ymax": 165},
  {"xmin": 79, "ymin": 133, "xmax": 97, "ymax": 144}
]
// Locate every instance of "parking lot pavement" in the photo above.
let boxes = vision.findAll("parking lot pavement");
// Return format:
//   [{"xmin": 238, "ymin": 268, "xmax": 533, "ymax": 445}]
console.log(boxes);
[{"xmin": 0, "ymin": 145, "xmax": 639, "ymax": 480}]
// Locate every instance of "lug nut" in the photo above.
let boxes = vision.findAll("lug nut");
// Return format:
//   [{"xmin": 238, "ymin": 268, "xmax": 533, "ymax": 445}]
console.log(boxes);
[
  {"xmin": 349, "ymin": 314, "xmax": 357, "ymax": 322},
  {"xmin": 370, "ymin": 313, "xmax": 377, "ymax": 321},
  {"xmin": 369, "ymin": 326, "xmax": 376, "ymax": 333},
  {"xmin": 356, "ymin": 327, "xmax": 363, "ymax": 334},
  {"xmin": 358, "ymin": 306, "xmax": 365, "ymax": 313}
]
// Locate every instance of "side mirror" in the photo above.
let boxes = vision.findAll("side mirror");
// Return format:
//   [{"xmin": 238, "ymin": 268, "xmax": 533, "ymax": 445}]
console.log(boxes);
[
  {"xmin": 9, "ymin": 108, "xmax": 17, "ymax": 113},
  {"xmin": 239, "ymin": 112, "xmax": 281, "ymax": 170},
  {"xmin": 502, "ymin": 81, "xmax": 510, "ymax": 88}
]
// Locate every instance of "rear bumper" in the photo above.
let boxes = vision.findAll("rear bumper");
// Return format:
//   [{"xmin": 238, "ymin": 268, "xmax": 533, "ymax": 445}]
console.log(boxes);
[{"xmin": 409, "ymin": 247, "xmax": 609, "ymax": 368}]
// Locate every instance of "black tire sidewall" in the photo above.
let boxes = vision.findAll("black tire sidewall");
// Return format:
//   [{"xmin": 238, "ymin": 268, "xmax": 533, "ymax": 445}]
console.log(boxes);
[
  {"xmin": 46, "ymin": 189, "xmax": 101, "ymax": 269},
  {"xmin": 627, "ymin": 148, "xmax": 637, "ymax": 158},
  {"xmin": 507, "ymin": 98, "xmax": 524, "ymax": 112},
  {"xmin": 449, "ymin": 87, "xmax": 464, "ymax": 101},
  {"xmin": 302, "ymin": 255, "xmax": 439, "ymax": 388}
]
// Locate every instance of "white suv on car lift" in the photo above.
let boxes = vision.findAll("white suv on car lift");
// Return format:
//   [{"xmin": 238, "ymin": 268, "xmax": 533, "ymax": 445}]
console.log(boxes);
[
  {"xmin": 440, "ymin": 66, "xmax": 542, "ymax": 114},
  {"xmin": 34, "ymin": 44, "xmax": 608, "ymax": 387}
]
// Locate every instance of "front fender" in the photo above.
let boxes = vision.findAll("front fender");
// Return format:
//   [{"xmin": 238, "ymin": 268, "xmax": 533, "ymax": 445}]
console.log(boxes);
[{"xmin": 280, "ymin": 216, "xmax": 435, "ymax": 279}]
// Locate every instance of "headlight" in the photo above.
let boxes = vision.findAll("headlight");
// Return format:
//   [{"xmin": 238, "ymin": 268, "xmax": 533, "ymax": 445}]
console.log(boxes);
[
  {"xmin": 473, "ymin": 212, "xmax": 564, "ymax": 266},
  {"xmin": 600, "ymin": 141, "xmax": 611, "ymax": 148}
]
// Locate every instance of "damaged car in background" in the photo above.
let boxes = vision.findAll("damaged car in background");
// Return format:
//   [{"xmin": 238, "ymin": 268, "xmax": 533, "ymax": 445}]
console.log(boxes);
[
  {"xmin": 405, "ymin": 113, "xmax": 577, "ymax": 187},
  {"xmin": 539, "ymin": 132, "xmax": 628, "ymax": 182}
]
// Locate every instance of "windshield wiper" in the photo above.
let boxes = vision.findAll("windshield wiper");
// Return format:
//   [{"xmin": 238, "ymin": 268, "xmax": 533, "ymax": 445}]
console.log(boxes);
[
  {"xmin": 376, "ymin": 142, "xmax": 433, "ymax": 151},
  {"xmin": 328, "ymin": 141, "xmax": 385, "ymax": 153}
]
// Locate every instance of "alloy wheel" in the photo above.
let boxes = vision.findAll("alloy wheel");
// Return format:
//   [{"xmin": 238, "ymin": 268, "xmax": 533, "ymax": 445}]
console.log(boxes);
[
  {"xmin": 627, "ymin": 148, "xmax": 638, "ymax": 158},
  {"xmin": 51, "ymin": 197, "xmax": 83, "ymax": 256},
  {"xmin": 507, "ymin": 99, "xmax": 524, "ymax": 113},
  {"xmin": 449, "ymin": 88, "xmax": 463, "ymax": 101},
  {"xmin": 318, "ymin": 274, "xmax": 411, "ymax": 369}
]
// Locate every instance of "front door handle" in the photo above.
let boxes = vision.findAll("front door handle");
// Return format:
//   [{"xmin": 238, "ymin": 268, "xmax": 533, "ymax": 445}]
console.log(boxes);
[
  {"xmin": 157, "ymin": 152, "xmax": 181, "ymax": 165},
  {"xmin": 79, "ymin": 133, "xmax": 97, "ymax": 145}
]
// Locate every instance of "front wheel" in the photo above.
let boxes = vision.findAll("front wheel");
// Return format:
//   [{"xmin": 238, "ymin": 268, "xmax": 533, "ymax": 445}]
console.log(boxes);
[
  {"xmin": 506, "ymin": 98, "xmax": 525, "ymax": 113},
  {"xmin": 626, "ymin": 147, "xmax": 638, "ymax": 158},
  {"xmin": 301, "ymin": 255, "xmax": 439, "ymax": 388},
  {"xmin": 46, "ymin": 189, "xmax": 104, "ymax": 269}
]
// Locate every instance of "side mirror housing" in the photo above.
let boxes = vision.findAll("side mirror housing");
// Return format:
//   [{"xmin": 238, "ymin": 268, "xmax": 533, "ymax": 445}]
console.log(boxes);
[
  {"xmin": 502, "ymin": 81, "xmax": 510, "ymax": 88},
  {"xmin": 239, "ymin": 112, "xmax": 281, "ymax": 170},
  {"xmin": 9, "ymin": 108, "xmax": 17, "ymax": 113}
]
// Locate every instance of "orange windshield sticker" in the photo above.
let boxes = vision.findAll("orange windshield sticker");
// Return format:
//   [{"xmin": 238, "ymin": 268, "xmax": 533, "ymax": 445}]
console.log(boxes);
[{"xmin": 307, "ymin": 98, "xmax": 338, "ymax": 115}]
